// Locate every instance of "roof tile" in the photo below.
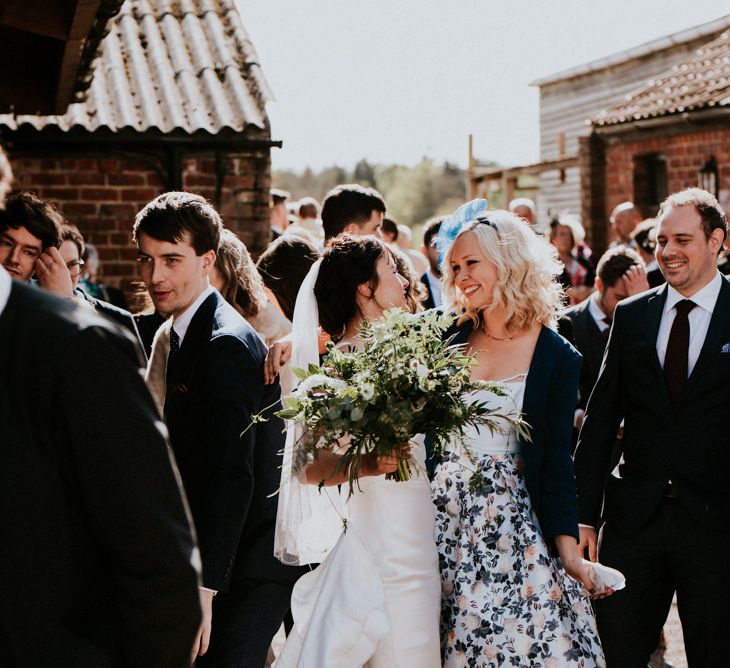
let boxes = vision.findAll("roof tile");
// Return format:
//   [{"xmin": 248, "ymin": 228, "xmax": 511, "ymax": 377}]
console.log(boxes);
[
  {"xmin": 0, "ymin": 0, "xmax": 272, "ymax": 135},
  {"xmin": 593, "ymin": 30, "xmax": 730, "ymax": 126}
]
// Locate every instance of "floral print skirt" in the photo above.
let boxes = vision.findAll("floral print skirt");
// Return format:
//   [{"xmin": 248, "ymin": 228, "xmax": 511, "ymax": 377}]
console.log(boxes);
[{"xmin": 432, "ymin": 451, "xmax": 605, "ymax": 668}]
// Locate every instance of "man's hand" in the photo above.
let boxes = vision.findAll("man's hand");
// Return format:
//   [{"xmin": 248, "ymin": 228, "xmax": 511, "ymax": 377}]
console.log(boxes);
[
  {"xmin": 35, "ymin": 247, "xmax": 74, "ymax": 298},
  {"xmin": 578, "ymin": 525, "xmax": 598, "ymax": 562},
  {"xmin": 191, "ymin": 588, "xmax": 215, "ymax": 661},
  {"xmin": 623, "ymin": 264, "xmax": 650, "ymax": 296}
]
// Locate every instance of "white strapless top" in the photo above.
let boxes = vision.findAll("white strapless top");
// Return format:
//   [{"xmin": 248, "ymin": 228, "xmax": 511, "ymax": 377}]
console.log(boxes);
[{"xmin": 461, "ymin": 377, "xmax": 526, "ymax": 456}]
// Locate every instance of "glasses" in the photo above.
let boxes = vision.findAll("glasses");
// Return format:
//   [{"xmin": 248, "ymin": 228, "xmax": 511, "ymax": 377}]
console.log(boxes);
[{"xmin": 66, "ymin": 259, "xmax": 85, "ymax": 276}]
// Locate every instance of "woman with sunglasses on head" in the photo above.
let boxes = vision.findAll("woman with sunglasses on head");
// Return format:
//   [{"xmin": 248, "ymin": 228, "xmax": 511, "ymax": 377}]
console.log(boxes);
[{"xmin": 432, "ymin": 204, "xmax": 608, "ymax": 667}]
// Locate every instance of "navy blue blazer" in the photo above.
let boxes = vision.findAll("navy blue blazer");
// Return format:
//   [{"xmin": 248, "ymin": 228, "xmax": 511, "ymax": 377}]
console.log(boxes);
[
  {"xmin": 437, "ymin": 317, "xmax": 582, "ymax": 543},
  {"xmin": 164, "ymin": 291, "xmax": 301, "ymax": 591}
]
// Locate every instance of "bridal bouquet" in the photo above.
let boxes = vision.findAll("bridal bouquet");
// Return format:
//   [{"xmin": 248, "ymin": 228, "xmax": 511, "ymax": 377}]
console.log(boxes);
[{"xmin": 278, "ymin": 309, "xmax": 529, "ymax": 495}]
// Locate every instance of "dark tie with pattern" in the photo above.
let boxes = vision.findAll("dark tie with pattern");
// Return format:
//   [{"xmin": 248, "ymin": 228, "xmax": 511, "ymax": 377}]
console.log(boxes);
[
  {"xmin": 167, "ymin": 327, "xmax": 180, "ymax": 382},
  {"xmin": 663, "ymin": 299, "xmax": 696, "ymax": 405}
]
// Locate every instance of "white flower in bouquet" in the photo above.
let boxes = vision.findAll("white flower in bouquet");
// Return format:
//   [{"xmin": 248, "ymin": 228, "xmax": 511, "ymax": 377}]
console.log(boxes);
[{"xmin": 269, "ymin": 309, "xmax": 529, "ymax": 496}]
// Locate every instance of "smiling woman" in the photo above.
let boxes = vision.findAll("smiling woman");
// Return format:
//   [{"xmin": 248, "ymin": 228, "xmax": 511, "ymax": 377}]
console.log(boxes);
[{"xmin": 432, "ymin": 203, "xmax": 608, "ymax": 667}]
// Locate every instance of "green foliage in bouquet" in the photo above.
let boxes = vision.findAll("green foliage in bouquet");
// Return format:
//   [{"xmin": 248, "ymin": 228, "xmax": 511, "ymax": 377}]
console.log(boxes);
[{"xmin": 277, "ymin": 309, "xmax": 530, "ymax": 496}]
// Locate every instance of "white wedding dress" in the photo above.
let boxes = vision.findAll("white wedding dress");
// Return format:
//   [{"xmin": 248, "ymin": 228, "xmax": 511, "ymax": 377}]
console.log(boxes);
[{"xmin": 277, "ymin": 405, "xmax": 440, "ymax": 668}]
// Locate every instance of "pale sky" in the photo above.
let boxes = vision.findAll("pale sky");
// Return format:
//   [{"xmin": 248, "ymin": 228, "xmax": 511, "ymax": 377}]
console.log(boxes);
[{"xmin": 239, "ymin": 1, "xmax": 730, "ymax": 172}]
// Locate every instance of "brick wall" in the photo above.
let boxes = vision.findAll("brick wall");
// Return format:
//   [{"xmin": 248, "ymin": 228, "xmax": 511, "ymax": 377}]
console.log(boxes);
[
  {"xmin": 8, "ymin": 147, "xmax": 271, "ymax": 304},
  {"xmin": 603, "ymin": 127, "xmax": 730, "ymax": 221}
]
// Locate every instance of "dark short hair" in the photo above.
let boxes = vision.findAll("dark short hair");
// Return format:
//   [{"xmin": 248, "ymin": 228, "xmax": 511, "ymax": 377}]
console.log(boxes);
[
  {"xmin": 321, "ymin": 184, "xmax": 386, "ymax": 241},
  {"xmin": 315, "ymin": 234, "xmax": 386, "ymax": 338},
  {"xmin": 0, "ymin": 191, "xmax": 63, "ymax": 250},
  {"xmin": 257, "ymin": 236, "xmax": 320, "ymax": 322},
  {"xmin": 658, "ymin": 188, "xmax": 728, "ymax": 242},
  {"xmin": 423, "ymin": 215, "xmax": 446, "ymax": 248},
  {"xmin": 596, "ymin": 246, "xmax": 643, "ymax": 289},
  {"xmin": 381, "ymin": 216, "xmax": 399, "ymax": 241},
  {"xmin": 132, "ymin": 192, "xmax": 221, "ymax": 255},
  {"xmin": 60, "ymin": 223, "xmax": 85, "ymax": 258},
  {"xmin": 297, "ymin": 197, "xmax": 319, "ymax": 219}
]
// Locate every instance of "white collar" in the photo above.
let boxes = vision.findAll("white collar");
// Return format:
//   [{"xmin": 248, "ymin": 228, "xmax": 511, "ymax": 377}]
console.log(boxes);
[
  {"xmin": 588, "ymin": 291, "xmax": 609, "ymax": 324},
  {"xmin": 0, "ymin": 267, "xmax": 11, "ymax": 316},
  {"xmin": 664, "ymin": 271, "xmax": 722, "ymax": 316},
  {"xmin": 172, "ymin": 285, "xmax": 216, "ymax": 344}
]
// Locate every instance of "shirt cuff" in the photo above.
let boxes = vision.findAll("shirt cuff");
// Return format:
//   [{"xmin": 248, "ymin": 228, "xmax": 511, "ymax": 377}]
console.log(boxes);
[{"xmin": 200, "ymin": 586, "xmax": 218, "ymax": 595}]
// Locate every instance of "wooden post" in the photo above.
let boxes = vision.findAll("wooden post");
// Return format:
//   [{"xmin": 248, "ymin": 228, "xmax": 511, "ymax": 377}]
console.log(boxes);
[{"xmin": 467, "ymin": 134, "xmax": 477, "ymax": 199}]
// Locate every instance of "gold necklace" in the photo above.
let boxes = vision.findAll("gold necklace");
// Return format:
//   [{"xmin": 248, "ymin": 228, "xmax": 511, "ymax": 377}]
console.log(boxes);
[{"xmin": 484, "ymin": 331, "xmax": 514, "ymax": 341}]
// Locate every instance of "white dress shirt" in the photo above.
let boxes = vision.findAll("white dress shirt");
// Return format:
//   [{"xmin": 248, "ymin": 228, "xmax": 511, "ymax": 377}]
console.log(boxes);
[
  {"xmin": 655, "ymin": 271, "xmax": 722, "ymax": 375},
  {"xmin": 172, "ymin": 285, "xmax": 216, "ymax": 345},
  {"xmin": 425, "ymin": 270, "xmax": 442, "ymax": 308},
  {"xmin": 587, "ymin": 292, "xmax": 610, "ymax": 333},
  {"xmin": 0, "ymin": 267, "xmax": 10, "ymax": 316}
]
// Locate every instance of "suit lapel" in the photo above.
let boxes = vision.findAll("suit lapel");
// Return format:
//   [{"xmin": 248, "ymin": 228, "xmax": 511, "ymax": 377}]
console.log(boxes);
[
  {"xmin": 683, "ymin": 277, "xmax": 730, "ymax": 400},
  {"xmin": 645, "ymin": 286, "xmax": 669, "ymax": 398},
  {"xmin": 168, "ymin": 291, "xmax": 218, "ymax": 388},
  {"xmin": 580, "ymin": 304, "xmax": 605, "ymax": 378}
]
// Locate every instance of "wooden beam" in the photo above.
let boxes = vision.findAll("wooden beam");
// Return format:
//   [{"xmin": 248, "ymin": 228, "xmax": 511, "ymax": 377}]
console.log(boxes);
[
  {"xmin": 471, "ymin": 155, "xmax": 579, "ymax": 182},
  {"xmin": 54, "ymin": 0, "xmax": 103, "ymax": 113},
  {"xmin": 0, "ymin": 0, "xmax": 71, "ymax": 40}
]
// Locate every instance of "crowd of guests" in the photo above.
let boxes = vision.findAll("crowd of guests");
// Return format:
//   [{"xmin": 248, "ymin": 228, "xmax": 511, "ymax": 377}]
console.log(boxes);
[{"xmin": 2, "ymin": 134, "xmax": 729, "ymax": 668}]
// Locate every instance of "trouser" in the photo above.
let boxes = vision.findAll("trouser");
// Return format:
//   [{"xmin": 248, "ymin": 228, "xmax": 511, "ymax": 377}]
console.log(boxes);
[
  {"xmin": 594, "ymin": 497, "xmax": 728, "ymax": 667},
  {"xmin": 196, "ymin": 578, "xmax": 294, "ymax": 668}
]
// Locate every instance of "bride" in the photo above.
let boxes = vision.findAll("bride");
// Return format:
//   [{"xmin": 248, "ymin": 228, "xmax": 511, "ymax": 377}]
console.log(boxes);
[{"xmin": 275, "ymin": 234, "xmax": 441, "ymax": 667}]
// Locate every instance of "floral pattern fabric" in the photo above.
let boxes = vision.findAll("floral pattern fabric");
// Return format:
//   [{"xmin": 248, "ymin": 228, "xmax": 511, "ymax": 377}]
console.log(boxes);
[{"xmin": 432, "ymin": 387, "xmax": 605, "ymax": 668}]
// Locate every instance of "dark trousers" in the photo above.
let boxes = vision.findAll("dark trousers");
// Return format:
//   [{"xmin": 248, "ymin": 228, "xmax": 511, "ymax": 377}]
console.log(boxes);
[
  {"xmin": 196, "ymin": 578, "xmax": 293, "ymax": 668},
  {"xmin": 595, "ymin": 497, "xmax": 728, "ymax": 667}
]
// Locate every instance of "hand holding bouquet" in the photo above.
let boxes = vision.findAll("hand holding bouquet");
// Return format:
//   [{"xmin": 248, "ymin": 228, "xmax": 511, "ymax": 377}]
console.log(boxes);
[{"xmin": 278, "ymin": 309, "xmax": 530, "ymax": 495}]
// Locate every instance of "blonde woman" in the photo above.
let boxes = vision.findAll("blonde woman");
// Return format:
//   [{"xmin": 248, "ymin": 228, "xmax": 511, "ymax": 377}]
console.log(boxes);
[{"xmin": 432, "ymin": 206, "xmax": 606, "ymax": 666}]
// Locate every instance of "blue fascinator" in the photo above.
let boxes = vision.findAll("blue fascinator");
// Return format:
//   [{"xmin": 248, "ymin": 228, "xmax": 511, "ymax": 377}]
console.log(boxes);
[{"xmin": 434, "ymin": 198, "xmax": 489, "ymax": 261}]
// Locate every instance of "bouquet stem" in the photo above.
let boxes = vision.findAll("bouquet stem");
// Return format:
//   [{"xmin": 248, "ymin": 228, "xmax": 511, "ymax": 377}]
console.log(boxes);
[{"xmin": 385, "ymin": 456, "xmax": 412, "ymax": 482}]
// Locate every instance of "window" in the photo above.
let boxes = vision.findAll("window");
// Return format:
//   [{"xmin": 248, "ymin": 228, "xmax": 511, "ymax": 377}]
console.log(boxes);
[{"xmin": 633, "ymin": 153, "xmax": 667, "ymax": 216}]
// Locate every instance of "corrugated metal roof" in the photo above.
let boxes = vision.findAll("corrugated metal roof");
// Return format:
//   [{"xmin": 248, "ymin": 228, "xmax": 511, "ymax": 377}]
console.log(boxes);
[
  {"xmin": 532, "ymin": 14, "xmax": 730, "ymax": 87},
  {"xmin": 0, "ymin": 0, "xmax": 274, "ymax": 135},
  {"xmin": 592, "ymin": 30, "xmax": 730, "ymax": 127}
]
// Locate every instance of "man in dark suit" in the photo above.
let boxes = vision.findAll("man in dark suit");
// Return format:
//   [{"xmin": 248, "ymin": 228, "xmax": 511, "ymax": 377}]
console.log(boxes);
[
  {"xmin": 559, "ymin": 246, "xmax": 646, "ymax": 443},
  {"xmin": 419, "ymin": 215, "xmax": 445, "ymax": 310},
  {"xmin": 135, "ymin": 192, "xmax": 302, "ymax": 666},
  {"xmin": 575, "ymin": 188, "xmax": 730, "ymax": 667},
  {"xmin": 0, "ymin": 266, "xmax": 202, "ymax": 667}
]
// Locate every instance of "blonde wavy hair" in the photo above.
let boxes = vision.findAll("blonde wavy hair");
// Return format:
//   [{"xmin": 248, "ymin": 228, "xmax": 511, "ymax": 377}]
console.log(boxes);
[{"xmin": 442, "ymin": 210, "xmax": 565, "ymax": 331}]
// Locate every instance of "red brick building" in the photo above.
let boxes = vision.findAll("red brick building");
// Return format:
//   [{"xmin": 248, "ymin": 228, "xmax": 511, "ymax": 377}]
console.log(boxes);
[
  {"xmin": 582, "ymin": 29, "xmax": 730, "ymax": 254},
  {"xmin": 0, "ymin": 0, "xmax": 276, "ymax": 300}
]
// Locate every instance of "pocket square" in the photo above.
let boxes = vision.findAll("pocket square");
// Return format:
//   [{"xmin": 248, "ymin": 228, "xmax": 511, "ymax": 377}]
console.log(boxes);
[{"xmin": 722, "ymin": 342, "xmax": 730, "ymax": 353}]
